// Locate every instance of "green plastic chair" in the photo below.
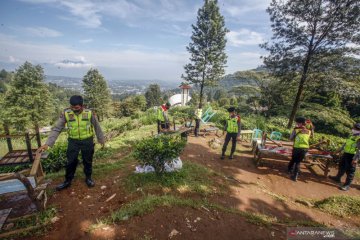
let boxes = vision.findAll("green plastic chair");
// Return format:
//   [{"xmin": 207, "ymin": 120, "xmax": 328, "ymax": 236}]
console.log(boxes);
[
  {"xmin": 200, "ymin": 107, "xmax": 216, "ymax": 124},
  {"xmin": 270, "ymin": 131, "xmax": 282, "ymax": 141},
  {"xmin": 251, "ymin": 129, "xmax": 263, "ymax": 140}
]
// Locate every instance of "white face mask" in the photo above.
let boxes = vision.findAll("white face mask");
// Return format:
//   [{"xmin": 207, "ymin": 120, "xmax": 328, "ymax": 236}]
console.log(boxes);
[{"xmin": 352, "ymin": 129, "xmax": 360, "ymax": 135}]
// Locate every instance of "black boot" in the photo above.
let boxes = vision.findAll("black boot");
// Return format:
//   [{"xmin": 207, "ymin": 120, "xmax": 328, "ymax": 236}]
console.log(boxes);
[
  {"xmin": 291, "ymin": 172, "xmax": 298, "ymax": 182},
  {"xmin": 56, "ymin": 180, "xmax": 71, "ymax": 191},
  {"xmin": 85, "ymin": 178, "xmax": 95, "ymax": 188},
  {"xmin": 328, "ymin": 175, "xmax": 341, "ymax": 183},
  {"xmin": 229, "ymin": 154, "xmax": 234, "ymax": 159}
]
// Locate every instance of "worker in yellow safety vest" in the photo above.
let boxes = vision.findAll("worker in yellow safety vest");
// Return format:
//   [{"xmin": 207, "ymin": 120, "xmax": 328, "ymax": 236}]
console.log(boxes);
[
  {"xmin": 38, "ymin": 95, "xmax": 105, "ymax": 191},
  {"xmin": 221, "ymin": 107, "xmax": 241, "ymax": 160},
  {"xmin": 329, "ymin": 123, "xmax": 360, "ymax": 191},
  {"xmin": 194, "ymin": 108, "xmax": 202, "ymax": 137},
  {"xmin": 157, "ymin": 102, "xmax": 171, "ymax": 134},
  {"xmin": 288, "ymin": 116, "xmax": 311, "ymax": 181}
]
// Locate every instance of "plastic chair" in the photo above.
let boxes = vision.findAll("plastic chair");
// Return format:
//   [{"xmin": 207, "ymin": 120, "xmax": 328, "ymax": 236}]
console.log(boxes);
[
  {"xmin": 270, "ymin": 131, "xmax": 282, "ymax": 141},
  {"xmin": 251, "ymin": 129, "xmax": 263, "ymax": 141},
  {"xmin": 200, "ymin": 107, "xmax": 216, "ymax": 124}
]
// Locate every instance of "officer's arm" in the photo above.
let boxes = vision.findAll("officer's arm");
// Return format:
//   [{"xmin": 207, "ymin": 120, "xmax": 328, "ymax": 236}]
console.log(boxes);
[
  {"xmin": 237, "ymin": 119, "xmax": 241, "ymax": 137},
  {"xmin": 163, "ymin": 111, "xmax": 169, "ymax": 123},
  {"xmin": 353, "ymin": 140, "xmax": 360, "ymax": 162},
  {"xmin": 91, "ymin": 114, "xmax": 105, "ymax": 144},
  {"xmin": 45, "ymin": 114, "xmax": 66, "ymax": 147},
  {"xmin": 289, "ymin": 130, "xmax": 296, "ymax": 141}
]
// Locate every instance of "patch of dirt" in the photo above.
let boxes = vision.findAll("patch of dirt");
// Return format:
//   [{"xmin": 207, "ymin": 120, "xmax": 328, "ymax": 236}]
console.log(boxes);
[
  {"xmin": 11, "ymin": 134, "xmax": 360, "ymax": 239},
  {"xmin": 91, "ymin": 206, "xmax": 285, "ymax": 240}
]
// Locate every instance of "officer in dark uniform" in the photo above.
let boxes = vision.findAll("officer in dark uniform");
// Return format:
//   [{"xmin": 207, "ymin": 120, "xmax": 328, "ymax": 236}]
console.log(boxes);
[{"xmin": 39, "ymin": 95, "xmax": 105, "ymax": 190}]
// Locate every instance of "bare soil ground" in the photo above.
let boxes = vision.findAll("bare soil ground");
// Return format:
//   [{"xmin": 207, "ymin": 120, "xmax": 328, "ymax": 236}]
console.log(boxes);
[{"xmin": 10, "ymin": 134, "xmax": 360, "ymax": 240}]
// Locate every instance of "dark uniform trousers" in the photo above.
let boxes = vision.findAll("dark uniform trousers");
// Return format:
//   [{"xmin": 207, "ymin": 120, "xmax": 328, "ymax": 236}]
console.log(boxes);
[
  {"xmin": 65, "ymin": 137, "xmax": 94, "ymax": 181},
  {"xmin": 222, "ymin": 133, "xmax": 238, "ymax": 156},
  {"xmin": 157, "ymin": 120, "xmax": 169, "ymax": 134},
  {"xmin": 336, "ymin": 152, "xmax": 356, "ymax": 185},
  {"xmin": 194, "ymin": 119, "xmax": 200, "ymax": 137},
  {"xmin": 288, "ymin": 148, "xmax": 308, "ymax": 174}
]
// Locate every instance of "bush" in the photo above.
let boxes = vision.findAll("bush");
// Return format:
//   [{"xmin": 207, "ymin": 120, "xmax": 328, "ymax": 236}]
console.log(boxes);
[
  {"xmin": 298, "ymin": 103, "xmax": 354, "ymax": 137},
  {"xmin": 42, "ymin": 142, "xmax": 68, "ymax": 173},
  {"xmin": 133, "ymin": 134, "xmax": 186, "ymax": 174}
]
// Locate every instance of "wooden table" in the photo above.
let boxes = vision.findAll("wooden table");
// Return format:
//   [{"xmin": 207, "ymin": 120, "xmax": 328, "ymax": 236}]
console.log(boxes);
[{"xmin": 253, "ymin": 144, "xmax": 334, "ymax": 177}]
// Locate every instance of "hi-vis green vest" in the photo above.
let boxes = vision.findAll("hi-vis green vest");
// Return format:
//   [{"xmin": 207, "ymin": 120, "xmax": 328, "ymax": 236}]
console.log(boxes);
[
  {"xmin": 344, "ymin": 136, "xmax": 360, "ymax": 154},
  {"xmin": 227, "ymin": 117, "xmax": 239, "ymax": 133},
  {"xmin": 64, "ymin": 109, "xmax": 94, "ymax": 140},
  {"xmin": 195, "ymin": 108, "xmax": 203, "ymax": 120},
  {"xmin": 294, "ymin": 128, "xmax": 311, "ymax": 149},
  {"xmin": 157, "ymin": 106, "xmax": 165, "ymax": 122}
]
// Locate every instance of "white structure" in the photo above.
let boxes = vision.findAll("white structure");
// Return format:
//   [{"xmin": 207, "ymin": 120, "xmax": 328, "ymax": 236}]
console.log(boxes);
[
  {"xmin": 168, "ymin": 84, "xmax": 192, "ymax": 107},
  {"xmin": 180, "ymin": 84, "xmax": 191, "ymax": 106}
]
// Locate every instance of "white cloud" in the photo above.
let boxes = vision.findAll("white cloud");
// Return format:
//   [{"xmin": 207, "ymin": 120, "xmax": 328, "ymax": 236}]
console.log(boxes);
[
  {"xmin": 0, "ymin": 33, "xmax": 188, "ymax": 79},
  {"xmin": 79, "ymin": 38, "xmax": 93, "ymax": 43},
  {"xmin": 9, "ymin": 55, "xmax": 20, "ymax": 63},
  {"xmin": 25, "ymin": 26, "xmax": 62, "ymax": 37},
  {"xmin": 54, "ymin": 58, "xmax": 93, "ymax": 68},
  {"xmin": 227, "ymin": 29, "xmax": 264, "ymax": 46}
]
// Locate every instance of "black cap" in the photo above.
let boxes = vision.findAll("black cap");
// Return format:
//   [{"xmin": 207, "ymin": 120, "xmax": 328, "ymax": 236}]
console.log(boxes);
[
  {"xmin": 295, "ymin": 116, "xmax": 306, "ymax": 124},
  {"xmin": 227, "ymin": 107, "xmax": 235, "ymax": 112},
  {"xmin": 165, "ymin": 102, "xmax": 171, "ymax": 107},
  {"xmin": 69, "ymin": 95, "xmax": 83, "ymax": 106},
  {"xmin": 354, "ymin": 123, "xmax": 360, "ymax": 130}
]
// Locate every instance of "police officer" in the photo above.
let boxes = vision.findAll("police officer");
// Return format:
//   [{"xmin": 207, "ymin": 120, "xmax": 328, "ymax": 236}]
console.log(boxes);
[
  {"xmin": 157, "ymin": 102, "xmax": 171, "ymax": 134},
  {"xmin": 288, "ymin": 117, "xmax": 311, "ymax": 181},
  {"xmin": 38, "ymin": 95, "xmax": 105, "ymax": 190},
  {"xmin": 194, "ymin": 108, "xmax": 202, "ymax": 137},
  {"xmin": 221, "ymin": 107, "xmax": 241, "ymax": 160},
  {"xmin": 329, "ymin": 123, "xmax": 360, "ymax": 191}
]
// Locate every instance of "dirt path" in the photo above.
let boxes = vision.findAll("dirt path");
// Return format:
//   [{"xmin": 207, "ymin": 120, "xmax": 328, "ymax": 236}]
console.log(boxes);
[
  {"xmin": 22, "ymin": 135, "xmax": 360, "ymax": 240},
  {"xmin": 182, "ymin": 136, "xmax": 360, "ymax": 231}
]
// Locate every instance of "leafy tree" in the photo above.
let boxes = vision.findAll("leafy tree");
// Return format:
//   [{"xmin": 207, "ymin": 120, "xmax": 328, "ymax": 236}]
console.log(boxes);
[
  {"xmin": 82, "ymin": 68, "xmax": 111, "ymax": 121},
  {"xmin": 213, "ymin": 89, "xmax": 227, "ymax": 101},
  {"xmin": 182, "ymin": 0, "xmax": 228, "ymax": 109},
  {"xmin": 261, "ymin": 0, "xmax": 360, "ymax": 128},
  {"xmin": 145, "ymin": 84, "xmax": 161, "ymax": 108},
  {"xmin": 0, "ymin": 62, "xmax": 52, "ymax": 130}
]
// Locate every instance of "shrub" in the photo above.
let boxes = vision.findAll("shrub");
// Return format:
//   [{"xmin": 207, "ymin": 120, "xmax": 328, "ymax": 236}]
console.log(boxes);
[
  {"xmin": 42, "ymin": 142, "xmax": 68, "ymax": 173},
  {"xmin": 133, "ymin": 134, "xmax": 186, "ymax": 174},
  {"xmin": 298, "ymin": 103, "xmax": 354, "ymax": 137}
]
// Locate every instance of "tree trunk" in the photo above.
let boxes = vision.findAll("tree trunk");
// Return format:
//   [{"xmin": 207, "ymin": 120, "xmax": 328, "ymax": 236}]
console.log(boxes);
[{"xmin": 287, "ymin": 55, "xmax": 312, "ymax": 128}]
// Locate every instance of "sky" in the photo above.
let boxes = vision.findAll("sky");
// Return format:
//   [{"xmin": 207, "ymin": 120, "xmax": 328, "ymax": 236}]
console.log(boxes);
[{"xmin": 0, "ymin": 0, "xmax": 272, "ymax": 81}]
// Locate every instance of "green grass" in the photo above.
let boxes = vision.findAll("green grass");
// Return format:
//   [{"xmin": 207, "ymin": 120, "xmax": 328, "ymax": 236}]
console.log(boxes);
[
  {"xmin": 2, "ymin": 207, "xmax": 57, "ymax": 239},
  {"xmin": 125, "ymin": 161, "xmax": 225, "ymax": 195},
  {"xmin": 314, "ymin": 195, "xmax": 360, "ymax": 217}
]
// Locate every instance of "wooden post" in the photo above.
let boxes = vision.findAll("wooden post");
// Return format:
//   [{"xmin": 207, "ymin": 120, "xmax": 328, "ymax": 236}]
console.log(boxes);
[
  {"xmin": 25, "ymin": 132, "xmax": 34, "ymax": 162},
  {"xmin": 173, "ymin": 118, "xmax": 176, "ymax": 131},
  {"xmin": 35, "ymin": 123, "xmax": 41, "ymax": 148},
  {"xmin": 14, "ymin": 172, "xmax": 44, "ymax": 211},
  {"xmin": 4, "ymin": 124, "xmax": 13, "ymax": 152}
]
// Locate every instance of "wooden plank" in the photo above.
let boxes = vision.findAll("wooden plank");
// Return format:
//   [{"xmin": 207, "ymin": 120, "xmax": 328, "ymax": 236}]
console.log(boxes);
[
  {"xmin": 0, "ymin": 208, "xmax": 12, "ymax": 230},
  {"xmin": 0, "ymin": 177, "xmax": 36, "ymax": 195}
]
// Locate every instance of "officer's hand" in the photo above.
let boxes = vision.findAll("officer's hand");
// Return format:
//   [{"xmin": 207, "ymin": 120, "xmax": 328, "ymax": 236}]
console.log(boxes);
[{"xmin": 38, "ymin": 144, "xmax": 48, "ymax": 153}]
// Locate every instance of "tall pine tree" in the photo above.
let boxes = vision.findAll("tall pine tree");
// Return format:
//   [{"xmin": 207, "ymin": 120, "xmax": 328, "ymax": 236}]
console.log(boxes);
[
  {"xmin": 261, "ymin": 0, "xmax": 360, "ymax": 128},
  {"xmin": 182, "ymin": 0, "xmax": 228, "ymax": 109},
  {"xmin": 82, "ymin": 68, "xmax": 111, "ymax": 121},
  {"xmin": 0, "ymin": 62, "xmax": 52, "ymax": 130}
]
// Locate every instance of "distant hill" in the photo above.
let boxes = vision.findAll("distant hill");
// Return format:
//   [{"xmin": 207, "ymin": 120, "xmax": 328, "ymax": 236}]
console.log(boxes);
[{"xmin": 44, "ymin": 75, "xmax": 179, "ymax": 95}]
